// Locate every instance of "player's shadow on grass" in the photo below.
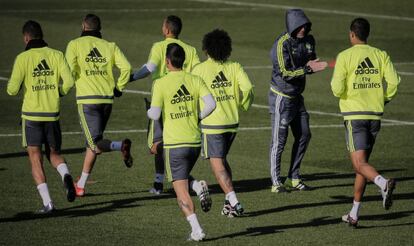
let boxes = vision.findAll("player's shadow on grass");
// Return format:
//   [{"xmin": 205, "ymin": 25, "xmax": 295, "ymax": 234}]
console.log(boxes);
[
  {"xmin": 244, "ymin": 192, "xmax": 414, "ymax": 218},
  {"xmin": 0, "ymin": 193, "xmax": 175, "ymax": 223},
  {"xmin": 0, "ymin": 147, "xmax": 85, "ymax": 159},
  {"xmin": 206, "ymin": 210, "xmax": 414, "ymax": 241},
  {"xmin": 206, "ymin": 168, "xmax": 405, "ymax": 194}
]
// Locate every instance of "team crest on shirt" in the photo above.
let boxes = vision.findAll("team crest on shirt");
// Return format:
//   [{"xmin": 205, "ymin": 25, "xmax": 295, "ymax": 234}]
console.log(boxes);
[{"xmin": 171, "ymin": 84, "xmax": 194, "ymax": 104}]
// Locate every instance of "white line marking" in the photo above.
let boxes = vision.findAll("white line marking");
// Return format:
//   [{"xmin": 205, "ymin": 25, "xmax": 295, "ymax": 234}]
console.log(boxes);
[
  {"xmin": 0, "ymin": 76, "xmax": 8, "ymax": 81},
  {"xmin": 398, "ymin": 71, "xmax": 414, "ymax": 76},
  {"xmin": 0, "ymin": 122, "xmax": 411, "ymax": 137},
  {"xmin": 0, "ymin": 7, "xmax": 251, "ymax": 14},
  {"xmin": 190, "ymin": 0, "xmax": 414, "ymax": 22},
  {"xmin": 251, "ymin": 104, "xmax": 414, "ymax": 125}
]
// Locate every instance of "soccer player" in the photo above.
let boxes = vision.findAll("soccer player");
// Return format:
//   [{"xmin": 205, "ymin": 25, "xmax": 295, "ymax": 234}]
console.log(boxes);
[
  {"xmin": 130, "ymin": 15, "xmax": 200, "ymax": 195},
  {"xmin": 7, "ymin": 20, "xmax": 76, "ymax": 213},
  {"xmin": 331, "ymin": 18, "xmax": 400, "ymax": 227},
  {"xmin": 192, "ymin": 29, "xmax": 254, "ymax": 217},
  {"xmin": 147, "ymin": 43, "xmax": 215, "ymax": 241},
  {"xmin": 65, "ymin": 14, "xmax": 133, "ymax": 197},
  {"xmin": 269, "ymin": 9, "xmax": 327, "ymax": 192}
]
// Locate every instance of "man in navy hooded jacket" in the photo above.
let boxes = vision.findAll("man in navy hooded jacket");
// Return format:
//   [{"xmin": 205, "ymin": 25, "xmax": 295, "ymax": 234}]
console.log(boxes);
[{"xmin": 269, "ymin": 9, "xmax": 327, "ymax": 193}]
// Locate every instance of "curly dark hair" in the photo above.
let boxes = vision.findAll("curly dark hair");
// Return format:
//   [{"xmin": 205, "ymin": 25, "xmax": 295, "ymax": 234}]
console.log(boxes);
[{"xmin": 202, "ymin": 29, "xmax": 232, "ymax": 62}]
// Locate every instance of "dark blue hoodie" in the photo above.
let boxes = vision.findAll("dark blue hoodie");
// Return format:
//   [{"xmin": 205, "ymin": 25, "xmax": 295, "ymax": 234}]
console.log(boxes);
[{"xmin": 269, "ymin": 9, "xmax": 317, "ymax": 97}]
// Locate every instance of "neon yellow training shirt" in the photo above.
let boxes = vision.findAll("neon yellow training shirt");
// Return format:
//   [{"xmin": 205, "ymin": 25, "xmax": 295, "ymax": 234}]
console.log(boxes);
[
  {"xmin": 151, "ymin": 70, "xmax": 210, "ymax": 148},
  {"xmin": 7, "ymin": 46, "xmax": 74, "ymax": 121},
  {"xmin": 192, "ymin": 58, "xmax": 254, "ymax": 134},
  {"xmin": 65, "ymin": 35, "xmax": 131, "ymax": 104},
  {"xmin": 331, "ymin": 44, "xmax": 400, "ymax": 120},
  {"xmin": 147, "ymin": 38, "xmax": 200, "ymax": 81}
]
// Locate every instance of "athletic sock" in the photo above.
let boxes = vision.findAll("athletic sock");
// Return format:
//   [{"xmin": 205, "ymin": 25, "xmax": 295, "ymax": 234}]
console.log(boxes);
[
  {"xmin": 186, "ymin": 213, "xmax": 203, "ymax": 233},
  {"xmin": 154, "ymin": 173, "xmax": 164, "ymax": 183},
  {"xmin": 190, "ymin": 180, "xmax": 202, "ymax": 196},
  {"xmin": 110, "ymin": 141, "xmax": 122, "ymax": 151},
  {"xmin": 77, "ymin": 172, "xmax": 90, "ymax": 188},
  {"xmin": 374, "ymin": 175, "xmax": 387, "ymax": 191},
  {"xmin": 37, "ymin": 183, "xmax": 52, "ymax": 206},
  {"xmin": 56, "ymin": 163, "xmax": 70, "ymax": 181},
  {"xmin": 226, "ymin": 191, "xmax": 239, "ymax": 207},
  {"xmin": 349, "ymin": 200, "xmax": 361, "ymax": 219}
]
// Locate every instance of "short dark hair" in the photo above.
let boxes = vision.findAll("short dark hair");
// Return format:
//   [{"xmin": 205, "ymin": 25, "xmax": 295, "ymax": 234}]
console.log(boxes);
[
  {"xmin": 202, "ymin": 29, "xmax": 232, "ymax": 62},
  {"xmin": 165, "ymin": 15, "xmax": 182, "ymax": 37},
  {"xmin": 84, "ymin": 14, "xmax": 101, "ymax": 31},
  {"xmin": 350, "ymin": 18, "xmax": 370, "ymax": 41},
  {"xmin": 22, "ymin": 20, "xmax": 43, "ymax": 39},
  {"xmin": 166, "ymin": 43, "xmax": 185, "ymax": 69}
]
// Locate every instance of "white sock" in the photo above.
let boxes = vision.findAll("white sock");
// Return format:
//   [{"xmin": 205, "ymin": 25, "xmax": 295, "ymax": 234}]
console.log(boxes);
[
  {"xmin": 37, "ymin": 183, "xmax": 52, "ymax": 206},
  {"xmin": 56, "ymin": 163, "xmax": 70, "ymax": 181},
  {"xmin": 190, "ymin": 180, "xmax": 202, "ymax": 196},
  {"xmin": 374, "ymin": 175, "xmax": 387, "ymax": 191},
  {"xmin": 77, "ymin": 172, "xmax": 90, "ymax": 188},
  {"xmin": 110, "ymin": 141, "xmax": 122, "ymax": 151},
  {"xmin": 155, "ymin": 173, "xmax": 164, "ymax": 183},
  {"xmin": 186, "ymin": 213, "xmax": 203, "ymax": 233},
  {"xmin": 349, "ymin": 200, "xmax": 361, "ymax": 219},
  {"xmin": 226, "ymin": 191, "xmax": 239, "ymax": 207}
]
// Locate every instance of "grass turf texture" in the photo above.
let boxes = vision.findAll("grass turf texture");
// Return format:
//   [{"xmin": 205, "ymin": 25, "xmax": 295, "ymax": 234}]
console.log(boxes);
[{"xmin": 0, "ymin": 0, "xmax": 413, "ymax": 245}]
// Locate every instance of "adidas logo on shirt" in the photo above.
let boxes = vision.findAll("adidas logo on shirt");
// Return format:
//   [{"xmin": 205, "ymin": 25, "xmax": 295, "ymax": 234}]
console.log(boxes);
[
  {"xmin": 85, "ymin": 47, "xmax": 107, "ymax": 63},
  {"xmin": 355, "ymin": 57, "xmax": 379, "ymax": 75},
  {"xmin": 211, "ymin": 71, "xmax": 232, "ymax": 89},
  {"xmin": 32, "ymin": 59, "xmax": 54, "ymax": 77},
  {"xmin": 171, "ymin": 85, "xmax": 194, "ymax": 104}
]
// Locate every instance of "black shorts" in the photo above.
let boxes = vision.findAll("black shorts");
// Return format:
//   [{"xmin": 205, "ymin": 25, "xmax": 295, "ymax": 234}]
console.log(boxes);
[
  {"xmin": 164, "ymin": 147, "xmax": 200, "ymax": 182},
  {"xmin": 344, "ymin": 120, "xmax": 381, "ymax": 152},
  {"xmin": 22, "ymin": 119, "xmax": 62, "ymax": 151},
  {"xmin": 77, "ymin": 104, "xmax": 112, "ymax": 149},
  {"xmin": 201, "ymin": 132, "xmax": 236, "ymax": 159}
]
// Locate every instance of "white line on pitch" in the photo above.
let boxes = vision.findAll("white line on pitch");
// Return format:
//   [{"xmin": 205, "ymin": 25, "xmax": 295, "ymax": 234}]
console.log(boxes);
[
  {"xmin": 190, "ymin": 0, "xmax": 414, "ymax": 22},
  {"xmin": 0, "ymin": 7, "xmax": 252, "ymax": 14}
]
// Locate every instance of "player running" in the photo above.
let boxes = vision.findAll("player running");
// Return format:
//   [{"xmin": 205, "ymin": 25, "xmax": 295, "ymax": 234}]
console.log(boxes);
[
  {"xmin": 7, "ymin": 20, "xmax": 76, "ymax": 213},
  {"xmin": 65, "ymin": 14, "xmax": 133, "ymax": 197},
  {"xmin": 130, "ymin": 15, "xmax": 200, "ymax": 195},
  {"xmin": 331, "ymin": 18, "xmax": 400, "ymax": 227},
  {"xmin": 147, "ymin": 43, "xmax": 216, "ymax": 241},
  {"xmin": 192, "ymin": 29, "xmax": 254, "ymax": 217}
]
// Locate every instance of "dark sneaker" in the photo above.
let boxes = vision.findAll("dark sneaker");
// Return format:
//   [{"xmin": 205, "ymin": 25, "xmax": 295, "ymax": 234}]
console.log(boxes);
[
  {"xmin": 285, "ymin": 178, "xmax": 313, "ymax": 191},
  {"xmin": 228, "ymin": 202, "xmax": 244, "ymax": 218},
  {"xmin": 121, "ymin": 139, "xmax": 133, "ymax": 168},
  {"xmin": 149, "ymin": 182, "xmax": 163, "ymax": 195},
  {"xmin": 199, "ymin": 180, "xmax": 212, "ymax": 212},
  {"xmin": 63, "ymin": 174, "xmax": 76, "ymax": 202},
  {"xmin": 38, "ymin": 202, "xmax": 56, "ymax": 214},
  {"xmin": 221, "ymin": 200, "xmax": 231, "ymax": 216},
  {"xmin": 381, "ymin": 179, "xmax": 396, "ymax": 210},
  {"xmin": 342, "ymin": 214, "xmax": 358, "ymax": 228}
]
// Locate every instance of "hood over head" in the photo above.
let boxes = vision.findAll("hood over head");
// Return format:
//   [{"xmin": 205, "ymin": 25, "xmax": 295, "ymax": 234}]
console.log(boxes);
[{"xmin": 285, "ymin": 9, "xmax": 312, "ymax": 37}]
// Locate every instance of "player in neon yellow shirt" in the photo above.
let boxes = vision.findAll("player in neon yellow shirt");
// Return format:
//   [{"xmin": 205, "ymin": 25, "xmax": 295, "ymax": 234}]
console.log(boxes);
[
  {"xmin": 130, "ymin": 15, "xmax": 200, "ymax": 195},
  {"xmin": 331, "ymin": 18, "xmax": 400, "ymax": 227},
  {"xmin": 7, "ymin": 21, "xmax": 76, "ymax": 213},
  {"xmin": 192, "ymin": 29, "xmax": 254, "ymax": 217},
  {"xmin": 147, "ymin": 43, "xmax": 215, "ymax": 241},
  {"xmin": 65, "ymin": 14, "xmax": 133, "ymax": 197}
]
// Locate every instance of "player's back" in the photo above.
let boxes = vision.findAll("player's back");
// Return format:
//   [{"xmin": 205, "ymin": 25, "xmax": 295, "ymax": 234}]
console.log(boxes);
[
  {"xmin": 66, "ymin": 35, "xmax": 131, "ymax": 104},
  {"xmin": 149, "ymin": 38, "xmax": 200, "ymax": 80},
  {"xmin": 152, "ymin": 71, "xmax": 206, "ymax": 148},
  {"xmin": 8, "ymin": 47, "xmax": 68, "ymax": 121}
]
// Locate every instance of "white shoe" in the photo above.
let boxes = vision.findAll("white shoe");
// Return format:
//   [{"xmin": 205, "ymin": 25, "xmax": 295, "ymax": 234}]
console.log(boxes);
[
  {"xmin": 149, "ymin": 187, "xmax": 161, "ymax": 195},
  {"xmin": 188, "ymin": 230, "xmax": 206, "ymax": 241},
  {"xmin": 342, "ymin": 213, "xmax": 358, "ymax": 227},
  {"xmin": 380, "ymin": 179, "xmax": 396, "ymax": 210},
  {"xmin": 38, "ymin": 202, "xmax": 56, "ymax": 214},
  {"xmin": 198, "ymin": 180, "xmax": 212, "ymax": 212}
]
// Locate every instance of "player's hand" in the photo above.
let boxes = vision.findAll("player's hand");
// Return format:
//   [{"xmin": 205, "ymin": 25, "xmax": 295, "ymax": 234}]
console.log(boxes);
[
  {"xmin": 307, "ymin": 59, "xmax": 328, "ymax": 73},
  {"xmin": 144, "ymin": 97, "xmax": 151, "ymax": 110},
  {"xmin": 113, "ymin": 88, "xmax": 123, "ymax": 97}
]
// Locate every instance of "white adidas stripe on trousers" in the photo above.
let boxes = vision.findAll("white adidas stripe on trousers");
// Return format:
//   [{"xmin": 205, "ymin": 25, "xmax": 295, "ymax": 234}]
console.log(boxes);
[{"xmin": 270, "ymin": 94, "xmax": 283, "ymax": 185}]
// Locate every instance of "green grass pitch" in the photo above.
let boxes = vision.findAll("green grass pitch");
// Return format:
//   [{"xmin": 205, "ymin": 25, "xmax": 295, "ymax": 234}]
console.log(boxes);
[{"xmin": 0, "ymin": 0, "xmax": 413, "ymax": 245}]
